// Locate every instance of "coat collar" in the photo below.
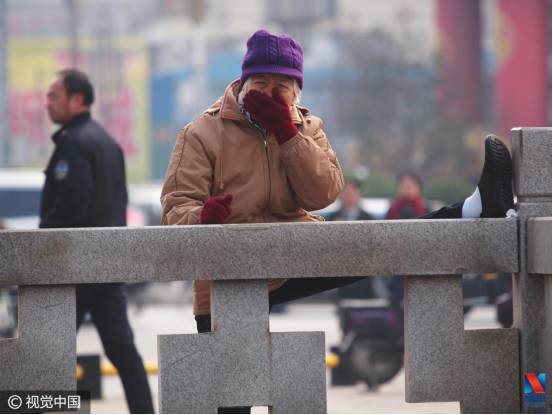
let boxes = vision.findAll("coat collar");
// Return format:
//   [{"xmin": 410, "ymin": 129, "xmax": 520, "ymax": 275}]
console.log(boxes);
[{"xmin": 52, "ymin": 111, "xmax": 91, "ymax": 144}]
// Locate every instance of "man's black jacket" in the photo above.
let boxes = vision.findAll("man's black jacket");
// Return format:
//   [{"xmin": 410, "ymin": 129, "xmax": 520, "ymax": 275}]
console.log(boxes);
[{"xmin": 40, "ymin": 112, "xmax": 127, "ymax": 228}]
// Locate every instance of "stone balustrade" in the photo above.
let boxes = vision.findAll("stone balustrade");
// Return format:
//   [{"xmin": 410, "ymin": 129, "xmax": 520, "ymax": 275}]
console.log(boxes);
[{"xmin": 0, "ymin": 128, "xmax": 550, "ymax": 413}]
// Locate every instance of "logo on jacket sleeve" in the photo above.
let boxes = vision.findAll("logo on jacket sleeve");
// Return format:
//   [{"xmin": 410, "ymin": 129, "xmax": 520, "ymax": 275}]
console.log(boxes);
[{"xmin": 54, "ymin": 160, "xmax": 69, "ymax": 180}]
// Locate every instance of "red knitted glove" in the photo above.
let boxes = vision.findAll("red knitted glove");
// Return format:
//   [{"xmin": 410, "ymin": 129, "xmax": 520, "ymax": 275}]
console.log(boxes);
[
  {"xmin": 200, "ymin": 194, "xmax": 233, "ymax": 224},
  {"xmin": 242, "ymin": 88, "xmax": 299, "ymax": 145}
]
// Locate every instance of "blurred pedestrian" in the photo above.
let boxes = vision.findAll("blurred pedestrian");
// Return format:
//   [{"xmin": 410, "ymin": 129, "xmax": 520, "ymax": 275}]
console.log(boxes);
[
  {"xmin": 386, "ymin": 172, "xmax": 429, "ymax": 220},
  {"xmin": 161, "ymin": 29, "xmax": 514, "ymax": 412},
  {"xmin": 327, "ymin": 178, "xmax": 374, "ymax": 221},
  {"xmin": 41, "ymin": 69, "xmax": 154, "ymax": 413},
  {"xmin": 386, "ymin": 171, "xmax": 429, "ymax": 304}
]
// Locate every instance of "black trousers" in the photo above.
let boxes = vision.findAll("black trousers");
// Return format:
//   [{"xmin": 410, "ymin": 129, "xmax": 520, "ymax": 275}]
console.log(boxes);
[
  {"xmin": 195, "ymin": 202, "xmax": 464, "ymax": 412},
  {"xmin": 76, "ymin": 283, "xmax": 154, "ymax": 414}
]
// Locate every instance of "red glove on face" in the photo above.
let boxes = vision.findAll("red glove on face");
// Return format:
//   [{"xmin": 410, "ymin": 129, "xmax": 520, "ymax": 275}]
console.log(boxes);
[
  {"xmin": 242, "ymin": 88, "xmax": 299, "ymax": 145},
  {"xmin": 200, "ymin": 194, "xmax": 233, "ymax": 224}
]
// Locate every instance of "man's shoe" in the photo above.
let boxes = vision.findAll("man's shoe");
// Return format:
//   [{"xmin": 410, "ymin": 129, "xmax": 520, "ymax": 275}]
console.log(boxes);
[{"xmin": 478, "ymin": 135, "xmax": 515, "ymax": 218}]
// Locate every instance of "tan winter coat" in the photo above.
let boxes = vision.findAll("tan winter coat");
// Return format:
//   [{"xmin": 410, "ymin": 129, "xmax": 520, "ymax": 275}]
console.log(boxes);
[{"xmin": 160, "ymin": 80, "xmax": 344, "ymax": 315}]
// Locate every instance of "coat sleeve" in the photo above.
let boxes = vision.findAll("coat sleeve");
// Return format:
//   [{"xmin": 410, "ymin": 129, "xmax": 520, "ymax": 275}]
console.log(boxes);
[
  {"xmin": 160, "ymin": 125, "xmax": 213, "ymax": 225},
  {"xmin": 41, "ymin": 138, "xmax": 95, "ymax": 228},
  {"xmin": 279, "ymin": 117, "xmax": 344, "ymax": 211}
]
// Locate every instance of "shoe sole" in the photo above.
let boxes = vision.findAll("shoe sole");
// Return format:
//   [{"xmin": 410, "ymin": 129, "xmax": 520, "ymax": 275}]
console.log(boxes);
[{"xmin": 485, "ymin": 135, "xmax": 512, "ymax": 170}]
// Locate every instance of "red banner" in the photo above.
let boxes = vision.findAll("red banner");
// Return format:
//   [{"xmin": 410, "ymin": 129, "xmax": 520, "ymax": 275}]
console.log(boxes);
[
  {"xmin": 436, "ymin": 0, "xmax": 483, "ymax": 123},
  {"xmin": 495, "ymin": 0, "xmax": 551, "ymax": 136}
]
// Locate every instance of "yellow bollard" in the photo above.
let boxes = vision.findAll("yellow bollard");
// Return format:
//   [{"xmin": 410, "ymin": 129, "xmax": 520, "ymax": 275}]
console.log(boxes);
[
  {"xmin": 76, "ymin": 361, "xmax": 159, "ymax": 379},
  {"xmin": 101, "ymin": 363, "xmax": 118, "ymax": 376},
  {"xmin": 325, "ymin": 352, "xmax": 340, "ymax": 369},
  {"xmin": 143, "ymin": 361, "xmax": 158, "ymax": 375},
  {"xmin": 76, "ymin": 364, "xmax": 84, "ymax": 381}
]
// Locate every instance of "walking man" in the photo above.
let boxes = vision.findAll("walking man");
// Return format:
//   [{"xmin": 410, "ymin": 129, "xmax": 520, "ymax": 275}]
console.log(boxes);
[{"xmin": 41, "ymin": 68, "xmax": 154, "ymax": 413}]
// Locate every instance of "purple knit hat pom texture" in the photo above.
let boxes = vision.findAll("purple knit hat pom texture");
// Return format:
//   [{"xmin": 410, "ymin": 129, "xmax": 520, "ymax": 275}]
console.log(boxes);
[{"xmin": 241, "ymin": 29, "xmax": 304, "ymax": 89}]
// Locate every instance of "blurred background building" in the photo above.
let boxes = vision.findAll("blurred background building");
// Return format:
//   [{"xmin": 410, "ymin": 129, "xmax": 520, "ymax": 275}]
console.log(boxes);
[{"xmin": 0, "ymin": 0, "xmax": 550, "ymax": 201}]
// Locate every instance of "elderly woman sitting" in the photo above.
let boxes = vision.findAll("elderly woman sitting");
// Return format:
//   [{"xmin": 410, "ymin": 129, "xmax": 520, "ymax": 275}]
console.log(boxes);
[{"xmin": 161, "ymin": 27, "xmax": 514, "ymax": 375}]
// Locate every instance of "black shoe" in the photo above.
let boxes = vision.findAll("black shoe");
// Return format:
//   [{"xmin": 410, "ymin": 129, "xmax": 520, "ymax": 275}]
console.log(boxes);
[{"xmin": 478, "ymin": 135, "xmax": 515, "ymax": 218}]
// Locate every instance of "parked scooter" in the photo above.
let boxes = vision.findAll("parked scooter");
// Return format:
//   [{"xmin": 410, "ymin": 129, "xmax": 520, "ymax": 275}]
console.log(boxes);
[
  {"xmin": 329, "ymin": 297, "xmax": 403, "ymax": 390},
  {"xmin": 329, "ymin": 273, "xmax": 510, "ymax": 389}
]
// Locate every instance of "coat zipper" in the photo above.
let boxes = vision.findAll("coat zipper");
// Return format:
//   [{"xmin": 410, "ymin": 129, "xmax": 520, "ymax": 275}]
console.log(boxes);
[{"xmin": 260, "ymin": 130, "xmax": 271, "ymax": 221}]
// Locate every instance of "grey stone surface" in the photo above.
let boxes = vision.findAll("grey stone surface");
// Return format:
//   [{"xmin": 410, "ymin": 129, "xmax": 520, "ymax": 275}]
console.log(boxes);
[
  {"xmin": 211, "ymin": 280, "xmax": 269, "ymax": 333},
  {"xmin": 541, "ymin": 276, "xmax": 552, "ymax": 414},
  {"xmin": 0, "ymin": 285, "xmax": 75, "ymax": 390},
  {"xmin": 404, "ymin": 279, "xmax": 522, "ymax": 413},
  {"xmin": 158, "ymin": 280, "xmax": 325, "ymax": 414},
  {"xmin": 512, "ymin": 128, "xmax": 552, "ymax": 198},
  {"xmin": 526, "ymin": 217, "xmax": 552, "ymax": 274},
  {"xmin": 158, "ymin": 333, "xmax": 216, "ymax": 413},
  {"xmin": 513, "ymin": 201, "xmax": 552, "ymax": 414},
  {"xmin": 158, "ymin": 330, "xmax": 272, "ymax": 413},
  {"xmin": 461, "ymin": 329, "xmax": 520, "ymax": 413},
  {"xmin": 513, "ymin": 129, "xmax": 552, "ymax": 414},
  {"xmin": 0, "ymin": 219, "xmax": 519, "ymax": 285},
  {"xmin": 270, "ymin": 332, "xmax": 326, "ymax": 414},
  {"xmin": 404, "ymin": 275, "xmax": 464, "ymax": 403}
]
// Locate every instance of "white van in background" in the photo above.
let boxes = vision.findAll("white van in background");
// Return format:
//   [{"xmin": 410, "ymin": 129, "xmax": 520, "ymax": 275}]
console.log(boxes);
[
  {"xmin": 312, "ymin": 197, "xmax": 391, "ymax": 220},
  {"xmin": 0, "ymin": 169, "xmax": 44, "ymax": 229},
  {"xmin": 0, "ymin": 169, "xmax": 151, "ymax": 229}
]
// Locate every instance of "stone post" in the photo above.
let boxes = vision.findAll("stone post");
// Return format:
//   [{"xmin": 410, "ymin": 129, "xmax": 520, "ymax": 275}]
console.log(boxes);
[
  {"xmin": 0, "ymin": 285, "xmax": 76, "ymax": 391},
  {"xmin": 512, "ymin": 127, "xmax": 552, "ymax": 413},
  {"xmin": 404, "ymin": 274, "xmax": 520, "ymax": 413},
  {"xmin": 158, "ymin": 280, "xmax": 326, "ymax": 413}
]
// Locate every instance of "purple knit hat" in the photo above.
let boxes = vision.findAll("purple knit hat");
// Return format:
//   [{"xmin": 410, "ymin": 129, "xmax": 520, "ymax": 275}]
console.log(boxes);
[{"xmin": 241, "ymin": 29, "xmax": 304, "ymax": 89}]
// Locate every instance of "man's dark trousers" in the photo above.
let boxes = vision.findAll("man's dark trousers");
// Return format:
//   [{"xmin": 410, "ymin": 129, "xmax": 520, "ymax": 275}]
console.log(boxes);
[{"xmin": 76, "ymin": 283, "xmax": 153, "ymax": 413}]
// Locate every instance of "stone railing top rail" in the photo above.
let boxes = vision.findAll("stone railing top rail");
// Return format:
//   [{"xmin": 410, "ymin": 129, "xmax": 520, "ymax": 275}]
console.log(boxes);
[{"xmin": 0, "ymin": 218, "xmax": 518, "ymax": 285}]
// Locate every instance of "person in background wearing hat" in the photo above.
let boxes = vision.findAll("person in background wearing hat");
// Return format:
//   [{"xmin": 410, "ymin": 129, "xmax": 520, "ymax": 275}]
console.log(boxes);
[{"xmin": 160, "ymin": 29, "xmax": 514, "ymax": 412}]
